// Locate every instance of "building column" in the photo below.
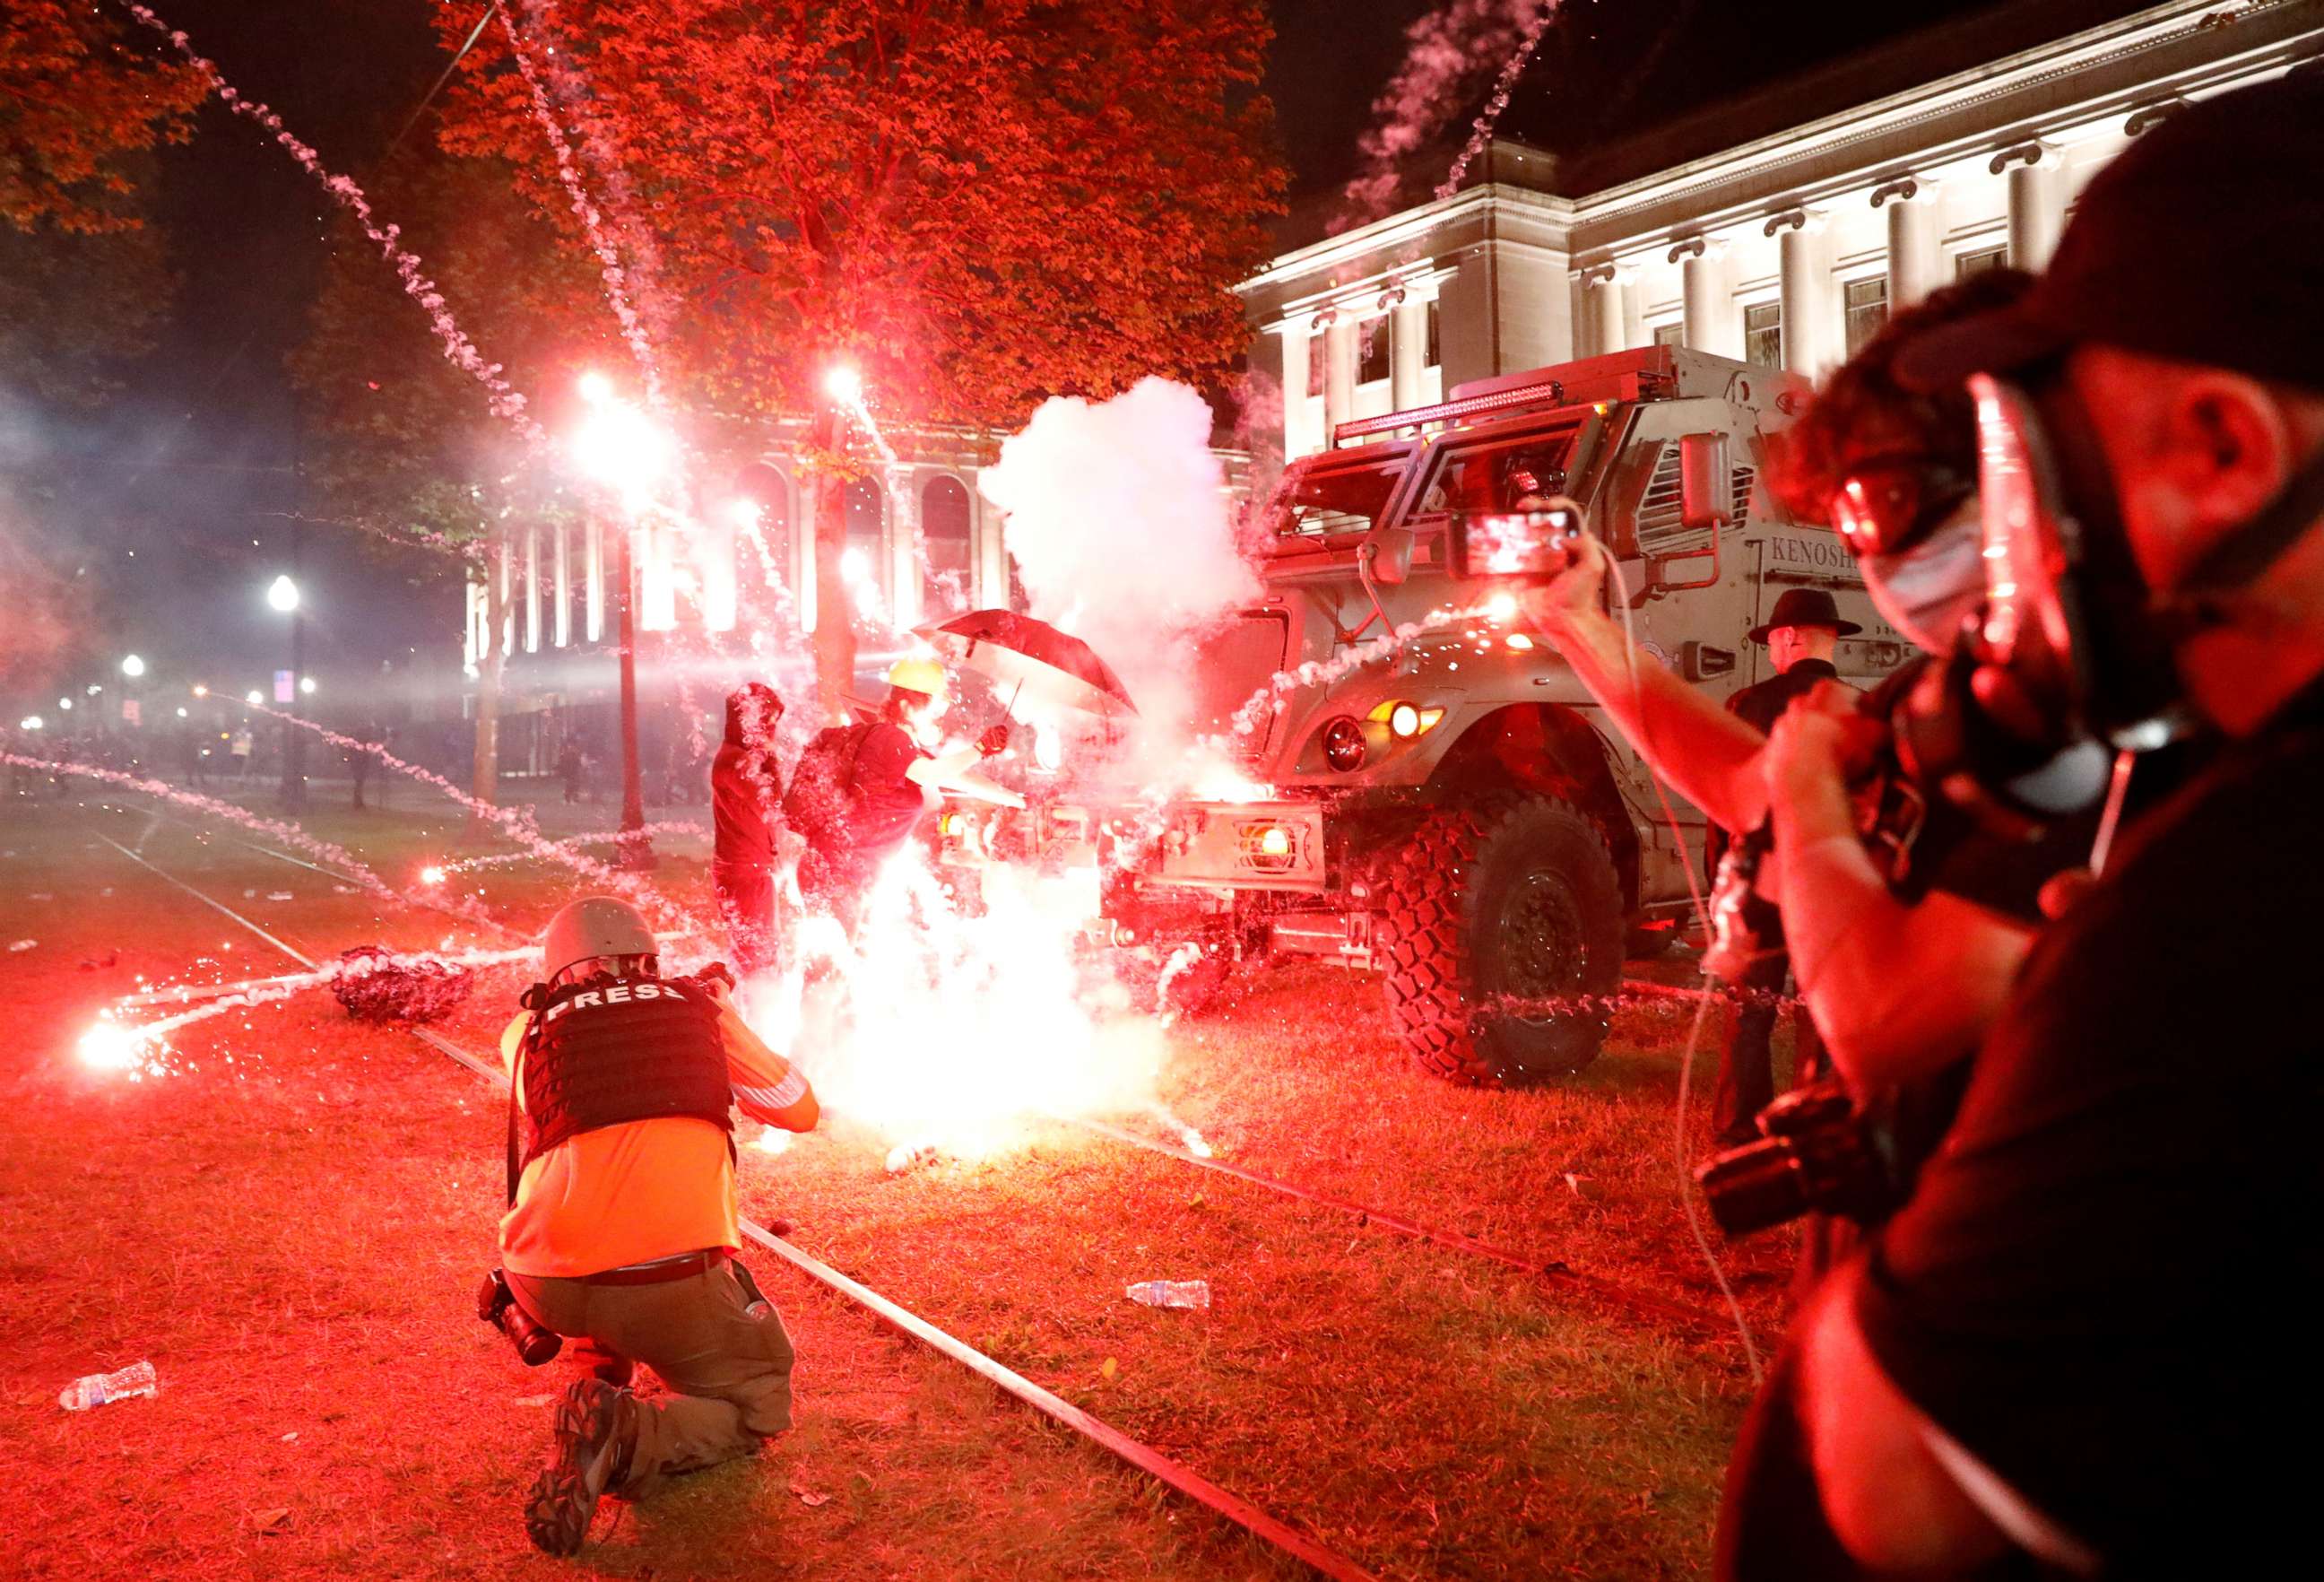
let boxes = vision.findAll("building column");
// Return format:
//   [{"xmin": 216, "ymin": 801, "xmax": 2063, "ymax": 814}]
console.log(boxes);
[
  {"xmin": 1878, "ymin": 179, "xmax": 1942, "ymax": 309},
  {"xmin": 553, "ymin": 523, "xmax": 571, "ymax": 648},
  {"xmin": 585, "ymin": 517, "xmax": 604, "ymax": 643},
  {"xmin": 1999, "ymin": 144, "xmax": 2060, "ymax": 271},
  {"xmin": 1772, "ymin": 210, "xmax": 1824, "ymax": 376},
  {"xmin": 1322, "ymin": 314, "xmax": 1356, "ymax": 441},
  {"xmin": 1278, "ymin": 324, "xmax": 1311, "ymax": 458},
  {"xmin": 1582, "ymin": 266, "xmax": 1626, "ymax": 356},
  {"xmin": 523, "ymin": 526, "xmax": 542, "ymax": 653},
  {"xmin": 1388, "ymin": 291, "xmax": 1427, "ymax": 410},
  {"xmin": 890, "ymin": 472, "xmax": 921, "ymax": 629},
  {"xmin": 1675, "ymin": 240, "xmax": 1736, "ymax": 356}
]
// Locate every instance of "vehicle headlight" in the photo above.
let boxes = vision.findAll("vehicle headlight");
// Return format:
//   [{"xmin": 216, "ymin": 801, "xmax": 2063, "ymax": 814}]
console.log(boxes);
[
  {"xmin": 1386, "ymin": 701, "xmax": 1422, "ymax": 739},
  {"xmin": 1322, "ymin": 716, "xmax": 1366, "ymax": 771}
]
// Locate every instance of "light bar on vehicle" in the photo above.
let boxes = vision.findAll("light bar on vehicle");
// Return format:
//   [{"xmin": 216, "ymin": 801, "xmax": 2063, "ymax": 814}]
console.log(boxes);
[{"xmin": 1332, "ymin": 379, "xmax": 1565, "ymax": 444}]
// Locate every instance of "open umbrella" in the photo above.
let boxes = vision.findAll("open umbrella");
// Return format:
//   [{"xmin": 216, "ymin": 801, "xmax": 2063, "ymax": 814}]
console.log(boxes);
[{"xmin": 911, "ymin": 610, "xmax": 1139, "ymax": 719}]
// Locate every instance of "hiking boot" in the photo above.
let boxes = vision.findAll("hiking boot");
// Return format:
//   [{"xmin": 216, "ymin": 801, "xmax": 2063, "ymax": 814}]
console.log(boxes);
[{"xmin": 525, "ymin": 1378, "xmax": 637, "ymax": 1557}]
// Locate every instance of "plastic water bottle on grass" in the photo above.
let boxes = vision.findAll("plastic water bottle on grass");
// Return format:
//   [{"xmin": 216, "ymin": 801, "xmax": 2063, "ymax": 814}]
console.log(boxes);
[
  {"xmin": 59, "ymin": 1360, "xmax": 158, "ymax": 1412},
  {"xmin": 1125, "ymin": 1280, "xmax": 1210, "ymax": 1310}
]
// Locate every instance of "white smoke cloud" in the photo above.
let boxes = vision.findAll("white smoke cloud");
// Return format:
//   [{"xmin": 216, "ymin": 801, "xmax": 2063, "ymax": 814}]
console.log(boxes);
[{"xmin": 977, "ymin": 378, "xmax": 1260, "ymax": 779}]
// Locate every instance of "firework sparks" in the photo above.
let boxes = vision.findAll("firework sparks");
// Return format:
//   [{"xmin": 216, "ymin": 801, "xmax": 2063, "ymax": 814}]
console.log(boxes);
[{"xmin": 121, "ymin": 4, "xmax": 547, "ymax": 448}]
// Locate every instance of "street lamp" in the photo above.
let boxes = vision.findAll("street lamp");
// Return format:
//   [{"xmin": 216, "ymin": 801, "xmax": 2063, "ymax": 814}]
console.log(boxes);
[
  {"xmin": 120, "ymin": 654, "xmax": 145, "ymax": 678},
  {"xmin": 265, "ymin": 573, "xmax": 306, "ymax": 812},
  {"xmin": 570, "ymin": 371, "xmax": 663, "ymax": 872},
  {"xmin": 299, "ymin": 675, "xmax": 317, "ymax": 696},
  {"xmin": 245, "ymin": 689, "xmax": 264, "ymax": 707}
]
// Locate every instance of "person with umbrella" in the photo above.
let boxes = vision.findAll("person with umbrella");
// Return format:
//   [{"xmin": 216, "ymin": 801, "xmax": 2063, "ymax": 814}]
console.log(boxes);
[{"xmin": 787, "ymin": 656, "xmax": 1008, "ymax": 936}]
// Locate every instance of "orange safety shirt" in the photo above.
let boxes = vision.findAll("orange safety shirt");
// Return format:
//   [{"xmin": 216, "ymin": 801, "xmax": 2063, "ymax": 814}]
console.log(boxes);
[{"xmin": 497, "ymin": 978, "xmax": 816, "ymax": 1279}]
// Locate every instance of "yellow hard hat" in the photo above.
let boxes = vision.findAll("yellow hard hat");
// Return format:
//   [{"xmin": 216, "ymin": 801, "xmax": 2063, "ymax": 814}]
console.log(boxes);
[{"xmin": 886, "ymin": 655, "xmax": 947, "ymax": 700}]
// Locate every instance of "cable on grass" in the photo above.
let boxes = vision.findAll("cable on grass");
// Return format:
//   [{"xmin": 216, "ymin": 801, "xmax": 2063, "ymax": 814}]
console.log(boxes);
[{"xmin": 1602, "ymin": 551, "xmax": 1765, "ymax": 1384}]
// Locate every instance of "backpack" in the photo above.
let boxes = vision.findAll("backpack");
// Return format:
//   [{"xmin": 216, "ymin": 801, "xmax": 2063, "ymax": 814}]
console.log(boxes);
[{"xmin": 780, "ymin": 722, "xmax": 873, "ymax": 841}]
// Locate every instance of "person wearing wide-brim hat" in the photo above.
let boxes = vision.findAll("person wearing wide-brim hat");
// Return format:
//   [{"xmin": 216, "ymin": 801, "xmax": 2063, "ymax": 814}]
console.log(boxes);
[
  {"xmin": 1745, "ymin": 587, "xmax": 1862, "ymax": 648},
  {"xmin": 1710, "ymin": 587, "xmax": 1862, "ymax": 1147}
]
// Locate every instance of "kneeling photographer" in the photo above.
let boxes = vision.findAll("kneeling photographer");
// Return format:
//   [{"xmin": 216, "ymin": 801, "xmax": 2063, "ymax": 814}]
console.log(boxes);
[
  {"xmin": 484, "ymin": 897, "xmax": 819, "ymax": 1558},
  {"xmin": 1742, "ymin": 76, "xmax": 2324, "ymax": 1578}
]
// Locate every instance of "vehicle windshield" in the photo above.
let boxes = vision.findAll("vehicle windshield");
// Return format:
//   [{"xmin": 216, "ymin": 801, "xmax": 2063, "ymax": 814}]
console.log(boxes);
[
  {"xmin": 1268, "ymin": 453, "xmax": 1405, "ymax": 537},
  {"xmin": 1409, "ymin": 429, "xmax": 1581, "ymax": 520}
]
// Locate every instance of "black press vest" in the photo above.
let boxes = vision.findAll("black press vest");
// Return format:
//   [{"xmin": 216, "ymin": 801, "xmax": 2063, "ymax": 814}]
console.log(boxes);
[{"xmin": 515, "ymin": 972, "xmax": 733, "ymax": 1175}]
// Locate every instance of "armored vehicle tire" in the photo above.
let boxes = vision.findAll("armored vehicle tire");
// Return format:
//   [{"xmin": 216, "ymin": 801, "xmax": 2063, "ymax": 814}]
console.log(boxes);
[{"xmin": 1376, "ymin": 795, "xmax": 1625, "ymax": 1087}]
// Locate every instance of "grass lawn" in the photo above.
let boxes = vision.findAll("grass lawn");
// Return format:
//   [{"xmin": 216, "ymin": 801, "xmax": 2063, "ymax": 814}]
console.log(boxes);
[{"xmin": 0, "ymin": 781, "xmax": 1804, "ymax": 1578}]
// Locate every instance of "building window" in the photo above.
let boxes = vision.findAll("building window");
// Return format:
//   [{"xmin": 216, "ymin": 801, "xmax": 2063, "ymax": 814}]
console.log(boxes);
[
  {"xmin": 1652, "ymin": 322, "xmax": 1685, "ymax": 349},
  {"xmin": 730, "ymin": 461, "xmax": 792, "ymax": 606},
  {"xmin": 1306, "ymin": 328, "xmax": 1327, "ymax": 397},
  {"xmin": 920, "ymin": 475, "xmax": 974, "ymax": 615},
  {"xmin": 1743, "ymin": 301, "xmax": 1782, "ymax": 369},
  {"xmin": 1844, "ymin": 276, "xmax": 1890, "ymax": 355},
  {"xmin": 1955, "ymin": 246, "xmax": 2006, "ymax": 280},
  {"xmin": 1425, "ymin": 299, "xmax": 1441, "ymax": 369},
  {"xmin": 1357, "ymin": 317, "xmax": 1390, "ymax": 385}
]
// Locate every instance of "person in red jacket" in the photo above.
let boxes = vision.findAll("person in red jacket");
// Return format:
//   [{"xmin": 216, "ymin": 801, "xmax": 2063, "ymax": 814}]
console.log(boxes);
[
  {"xmin": 793, "ymin": 657, "xmax": 1006, "ymax": 935},
  {"xmin": 708, "ymin": 682, "xmax": 785, "ymax": 974}
]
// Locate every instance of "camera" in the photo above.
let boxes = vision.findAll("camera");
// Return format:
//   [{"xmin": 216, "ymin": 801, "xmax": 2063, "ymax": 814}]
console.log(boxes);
[
  {"xmin": 477, "ymin": 1267, "xmax": 563, "ymax": 1366},
  {"xmin": 1448, "ymin": 500, "xmax": 1585, "ymax": 582},
  {"xmin": 1694, "ymin": 1082, "xmax": 1907, "ymax": 1238}
]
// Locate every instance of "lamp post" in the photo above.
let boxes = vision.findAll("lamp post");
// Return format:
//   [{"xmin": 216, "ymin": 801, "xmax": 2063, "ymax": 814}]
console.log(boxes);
[
  {"xmin": 267, "ymin": 572, "xmax": 306, "ymax": 812},
  {"xmin": 610, "ymin": 518, "xmax": 654, "ymax": 871},
  {"xmin": 572, "ymin": 373, "xmax": 669, "ymax": 872}
]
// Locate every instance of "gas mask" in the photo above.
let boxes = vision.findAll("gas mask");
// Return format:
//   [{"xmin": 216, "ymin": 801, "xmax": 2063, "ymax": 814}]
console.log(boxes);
[
  {"xmin": 1859, "ymin": 499, "xmax": 1985, "ymax": 656},
  {"xmin": 1895, "ymin": 369, "xmax": 2324, "ymax": 826}
]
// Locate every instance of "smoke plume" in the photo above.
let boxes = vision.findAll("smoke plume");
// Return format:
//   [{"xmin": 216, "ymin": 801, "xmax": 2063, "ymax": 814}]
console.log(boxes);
[{"xmin": 977, "ymin": 378, "xmax": 1259, "ymax": 779}]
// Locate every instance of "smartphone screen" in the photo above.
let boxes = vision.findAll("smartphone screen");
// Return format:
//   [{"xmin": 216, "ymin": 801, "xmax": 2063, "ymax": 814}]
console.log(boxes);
[{"xmin": 1451, "ymin": 505, "xmax": 1583, "ymax": 582}]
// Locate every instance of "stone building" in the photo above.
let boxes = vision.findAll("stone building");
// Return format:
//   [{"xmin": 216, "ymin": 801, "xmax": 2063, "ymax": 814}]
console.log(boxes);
[{"xmin": 1241, "ymin": 0, "xmax": 2321, "ymax": 463}]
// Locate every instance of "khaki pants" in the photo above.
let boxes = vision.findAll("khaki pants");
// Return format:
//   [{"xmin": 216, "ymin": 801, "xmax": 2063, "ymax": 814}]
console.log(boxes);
[{"xmin": 506, "ymin": 1261, "xmax": 794, "ymax": 1496}]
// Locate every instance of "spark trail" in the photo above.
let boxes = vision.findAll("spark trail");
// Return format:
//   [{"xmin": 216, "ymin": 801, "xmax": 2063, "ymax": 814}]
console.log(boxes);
[
  {"xmin": 242, "ymin": 703, "xmax": 707, "ymax": 936},
  {"xmin": 120, "ymin": 4, "xmax": 548, "ymax": 449},
  {"xmin": 1438, "ymin": 2, "xmax": 1558, "ymax": 201},
  {"xmin": 1221, "ymin": 603, "xmax": 1488, "ymax": 741},
  {"xmin": 5, "ymin": 752, "xmax": 412, "ymax": 915},
  {"xmin": 424, "ymin": 821, "xmax": 709, "ymax": 878},
  {"xmin": 492, "ymin": 0, "xmax": 665, "ymax": 406}
]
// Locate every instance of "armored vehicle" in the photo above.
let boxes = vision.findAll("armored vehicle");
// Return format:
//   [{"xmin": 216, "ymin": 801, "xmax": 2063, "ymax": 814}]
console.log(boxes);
[{"xmin": 939, "ymin": 345, "xmax": 1903, "ymax": 1083}]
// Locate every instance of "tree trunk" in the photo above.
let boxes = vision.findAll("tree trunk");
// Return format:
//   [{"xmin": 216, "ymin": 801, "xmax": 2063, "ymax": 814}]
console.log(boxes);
[
  {"xmin": 472, "ymin": 525, "xmax": 505, "ymax": 812},
  {"xmin": 809, "ymin": 406, "xmax": 856, "ymax": 723}
]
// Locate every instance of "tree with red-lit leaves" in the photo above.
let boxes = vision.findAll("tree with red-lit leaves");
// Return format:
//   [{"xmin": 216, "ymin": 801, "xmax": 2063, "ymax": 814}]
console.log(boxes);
[
  {"xmin": 420, "ymin": 0, "xmax": 1284, "ymax": 710},
  {"xmin": 0, "ymin": 4, "xmax": 202, "ymax": 687},
  {"xmin": 1, "ymin": 1, "xmax": 203, "ymax": 233}
]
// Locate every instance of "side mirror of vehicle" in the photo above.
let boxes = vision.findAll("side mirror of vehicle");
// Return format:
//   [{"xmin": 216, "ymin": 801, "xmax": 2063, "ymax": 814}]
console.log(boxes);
[
  {"xmin": 1678, "ymin": 432, "xmax": 1732, "ymax": 530},
  {"xmin": 1366, "ymin": 527, "xmax": 1416, "ymax": 586}
]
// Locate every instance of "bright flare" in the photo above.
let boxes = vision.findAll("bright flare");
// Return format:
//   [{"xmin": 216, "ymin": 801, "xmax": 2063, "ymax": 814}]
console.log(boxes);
[
  {"xmin": 78, "ymin": 1021, "xmax": 146, "ymax": 1074},
  {"xmin": 245, "ymin": 690, "xmax": 264, "ymax": 706},
  {"xmin": 419, "ymin": 865, "xmax": 447, "ymax": 886},
  {"xmin": 265, "ymin": 576, "xmax": 300, "ymax": 613},
  {"xmin": 823, "ymin": 364, "xmax": 863, "ymax": 405},
  {"xmin": 120, "ymin": 654, "xmax": 146, "ymax": 678},
  {"xmin": 1486, "ymin": 591, "xmax": 1519, "ymax": 624}
]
